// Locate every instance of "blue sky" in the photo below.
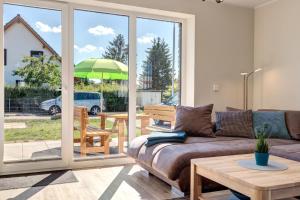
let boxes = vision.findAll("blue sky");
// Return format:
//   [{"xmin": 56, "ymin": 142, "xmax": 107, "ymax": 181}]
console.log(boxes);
[{"xmin": 4, "ymin": 4, "xmax": 181, "ymax": 78}]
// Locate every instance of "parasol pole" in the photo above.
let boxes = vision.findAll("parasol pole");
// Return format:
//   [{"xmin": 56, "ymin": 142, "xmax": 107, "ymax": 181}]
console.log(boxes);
[{"xmin": 100, "ymin": 72, "xmax": 104, "ymax": 113}]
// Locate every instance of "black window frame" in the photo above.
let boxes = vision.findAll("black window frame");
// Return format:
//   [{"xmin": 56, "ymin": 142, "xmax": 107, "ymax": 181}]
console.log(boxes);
[
  {"xmin": 30, "ymin": 50, "xmax": 44, "ymax": 58},
  {"xmin": 4, "ymin": 49, "xmax": 7, "ymax": 66}
]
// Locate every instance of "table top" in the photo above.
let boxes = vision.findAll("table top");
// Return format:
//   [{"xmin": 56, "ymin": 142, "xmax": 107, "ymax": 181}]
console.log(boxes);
[
  {"xmin": 98, "ymin": 112, "xmax": 149, "ymax": 119},
  {"xmin": 192, "ymin": 154, "xmax": 300, "ymax": 190}
]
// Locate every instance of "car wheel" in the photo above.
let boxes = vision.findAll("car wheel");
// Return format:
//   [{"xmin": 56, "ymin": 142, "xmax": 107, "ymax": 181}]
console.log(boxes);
[
  {"xmin": 49, "ymin": 105, "xmax": 61, "ymax": 115},
  {"xmin": 90, "ymin": 106, "xmax": 100, "ymax": 115}
]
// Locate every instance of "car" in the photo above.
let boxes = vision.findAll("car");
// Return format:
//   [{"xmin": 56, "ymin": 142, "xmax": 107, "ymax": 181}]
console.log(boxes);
[{"xmin": 40, "ymin": 92, "xmax": 105, "ymax": 115}]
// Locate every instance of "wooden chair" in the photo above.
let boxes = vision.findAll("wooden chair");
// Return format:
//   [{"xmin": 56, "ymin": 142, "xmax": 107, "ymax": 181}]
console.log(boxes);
[
  {"xmin": 144, "ymin": 105, "xmax": 176, "ymax": 131},
  {"xmin": 74, "ymin": 106, "xmax": 111, "ymax": 156}
]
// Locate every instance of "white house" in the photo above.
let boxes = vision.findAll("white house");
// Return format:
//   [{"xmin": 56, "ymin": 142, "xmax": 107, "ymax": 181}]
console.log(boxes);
[{"xmin": 4, "ymin": 14, "xmax": 59, "ymax": 86}]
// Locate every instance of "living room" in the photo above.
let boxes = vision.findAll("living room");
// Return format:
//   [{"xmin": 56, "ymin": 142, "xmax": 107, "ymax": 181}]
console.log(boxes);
[{"xmin": 0, "ymin": 0, "xmax": 300, "ymax": 199}]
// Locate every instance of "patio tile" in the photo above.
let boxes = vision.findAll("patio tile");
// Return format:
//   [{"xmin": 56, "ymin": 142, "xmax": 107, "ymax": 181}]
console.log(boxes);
[
  {"xmin": 4, "ymin": 143, "xmax": 23, "ymax": 162},
  {"xmin": 22, "ymin": 141, "xmax": 51, "ymax": 160}
]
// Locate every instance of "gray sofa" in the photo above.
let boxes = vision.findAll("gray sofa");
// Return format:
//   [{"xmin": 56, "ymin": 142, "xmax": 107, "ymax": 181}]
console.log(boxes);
[{"xmin": 128, "ymin": 110, "xmax": 300, "ymax": 194}]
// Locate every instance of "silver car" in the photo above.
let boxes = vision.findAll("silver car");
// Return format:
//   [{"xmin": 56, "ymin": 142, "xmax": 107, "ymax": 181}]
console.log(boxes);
[{"xmin": 40, "ymin": 92, "xmax": 105, "ymax": 115}]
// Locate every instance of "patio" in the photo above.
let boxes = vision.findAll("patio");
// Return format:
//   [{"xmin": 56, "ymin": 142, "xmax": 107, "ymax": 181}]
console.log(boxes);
[{"xmin": 4, "ymin": 138, "xmax": 128, "ymax": 162}]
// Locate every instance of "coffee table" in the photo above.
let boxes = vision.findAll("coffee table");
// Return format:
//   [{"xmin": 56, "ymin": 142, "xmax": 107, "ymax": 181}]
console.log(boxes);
[{"xmin": 191, "ymin": 154, "xmax": 300, "ymax": 200}]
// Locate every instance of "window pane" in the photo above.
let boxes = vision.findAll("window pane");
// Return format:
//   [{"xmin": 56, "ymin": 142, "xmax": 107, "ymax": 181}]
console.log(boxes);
[
  {"xmin": 136, "ymin": 18, "xmax": 182, "ymax": 136},
  {"xmin": 3, "ymin": 4, "xmax": 62, "ymax": 162},
  {"xmin": 73, "ymin": 10, "xmax": 129, "ymax": 159}
]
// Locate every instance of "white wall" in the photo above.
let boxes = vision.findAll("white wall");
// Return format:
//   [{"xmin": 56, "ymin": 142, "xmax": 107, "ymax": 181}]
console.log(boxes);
[
  {"xmin": 254, "ymin": 0, "xmax": 300, "ymax": 110},
  {"xmin": 96, "ymin": 0, "xmax": 254, "ymax": 111},
  {"xmin": 4, "ymin": 22, "xmax": 53, "ymax": 86}
]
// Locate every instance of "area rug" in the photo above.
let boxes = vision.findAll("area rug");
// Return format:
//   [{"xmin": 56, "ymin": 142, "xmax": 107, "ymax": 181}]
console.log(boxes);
[{"xmin": 0, "ymin": 170, "xmax": 78, "ymax": 191}]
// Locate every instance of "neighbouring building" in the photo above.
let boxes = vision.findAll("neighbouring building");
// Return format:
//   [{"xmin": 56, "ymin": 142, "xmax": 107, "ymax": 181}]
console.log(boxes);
[{"xmin": 4, "ymin": 14, "xmax": 59, "ymax": 86}]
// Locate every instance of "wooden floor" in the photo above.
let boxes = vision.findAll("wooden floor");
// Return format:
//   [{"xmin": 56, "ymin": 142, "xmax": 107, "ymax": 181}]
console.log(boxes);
[
  {"xmin": 0, "ymin": 165, "xmax": 184, "ymax": 200},
  {"xmin": 0, "ymin": 164, "xmax": 298, "ymax": 200}
]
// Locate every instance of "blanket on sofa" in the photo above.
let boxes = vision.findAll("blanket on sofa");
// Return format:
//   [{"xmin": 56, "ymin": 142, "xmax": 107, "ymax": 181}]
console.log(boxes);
[{"xmin": 145, "ymin": 131, "xmax": 187, "ymax": 147}]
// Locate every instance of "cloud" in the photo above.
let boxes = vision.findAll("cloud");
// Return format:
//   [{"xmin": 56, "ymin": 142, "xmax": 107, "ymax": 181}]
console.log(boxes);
[
  {"xmin": 74, "ymin": 44, "xmax": 105, "ymax": 53},
  {"xmin": 137, "ymin": 33, "xmax": 155, "ymax": 44},
  {"xmin": 35, "ymin": 21, "xmax": 61, "ymax": 33},
  {"xmin": 88, "ymin": 25, "xmax": 115, "ymax": 36}
]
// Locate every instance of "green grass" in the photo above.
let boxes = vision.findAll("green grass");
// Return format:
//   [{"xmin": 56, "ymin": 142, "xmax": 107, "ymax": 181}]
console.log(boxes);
[{"xmin": 5, "ymin": 118, "xmax": 141, "ymax": 142}]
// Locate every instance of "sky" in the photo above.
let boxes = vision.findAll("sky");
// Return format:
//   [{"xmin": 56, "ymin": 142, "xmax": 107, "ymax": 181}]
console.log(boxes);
[{"xmin": 4, "ymin": 4, "xmax": 181, "ymax": 79}]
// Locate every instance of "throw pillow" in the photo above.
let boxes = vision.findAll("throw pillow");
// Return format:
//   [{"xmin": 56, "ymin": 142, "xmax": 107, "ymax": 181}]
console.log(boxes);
[
  {"xmin": 253, "ymin": 111, "xmax": 290, "ymax": 139},
  {"xmin": 285, "ymin": 111, "xmax": 300, "ymax": 140},
  {"xmin": 259, "ymin": 109, "xmax": 300, "ymax": 140},
  {"xmin": 215, "ymin": 110, "xmax": 254, "ymax": 138},
  {"xmin": 174, "ymin": 104, "xmax": 215, "ymax": 137}
]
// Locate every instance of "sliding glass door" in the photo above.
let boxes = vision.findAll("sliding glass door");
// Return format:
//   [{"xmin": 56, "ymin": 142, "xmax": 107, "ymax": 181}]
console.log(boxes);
[
  {"xmin": 0, "ymin": 0, "xmax": 188, "ymax": 174},
  {"xmin": 136, "ymin": 18, "xmax": 182, "ymax": 135},
  {"xmin": 3, "ymin": 3, "xmax": 63, "ymax": 163},
  {"xmin": 73, "ymin": 9, "xmax": 129, "ymax": 159}
]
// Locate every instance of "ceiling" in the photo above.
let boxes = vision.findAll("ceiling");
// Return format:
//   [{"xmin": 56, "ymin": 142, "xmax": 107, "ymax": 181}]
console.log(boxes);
[{"xmin": 223, "ymin": 0, "xmax": 273, "ymax": 8}]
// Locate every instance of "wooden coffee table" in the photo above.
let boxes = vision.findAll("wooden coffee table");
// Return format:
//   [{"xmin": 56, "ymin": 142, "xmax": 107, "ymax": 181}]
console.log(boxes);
[{"xmin": 191, "ymin": 154, "xmax": 300, "ymax": 200}]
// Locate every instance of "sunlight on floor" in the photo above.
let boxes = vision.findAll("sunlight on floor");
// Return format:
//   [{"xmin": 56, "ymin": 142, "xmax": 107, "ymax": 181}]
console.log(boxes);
[{"xmin": 0, "ymin": 165, "xmax": 182, "ymax": 200}]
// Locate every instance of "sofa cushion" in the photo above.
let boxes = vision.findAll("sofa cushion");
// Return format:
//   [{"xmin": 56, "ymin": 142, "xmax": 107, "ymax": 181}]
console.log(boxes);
[
  {"xmin": 259, "ymin": 110, "xmax": 300, "ymax": 140},
  {"xmin": 285, "ymin": 111, "xmax": 300, "ymax": 140},
  {"xmin": 134, "ymin": 136, "xmax": 240, "ymax": 168},
  {"xmin": 174, "ymin": 104, "xmax": 214, "ymax": 137},
  {"xmin": 128, "ymin": 135, "xmax": 149, "ymax": 159},
  {"xmin": 151, "ymin": 138, "xmax": 298, "ymax": 181},
  {"xmin": 253, "ymin": 111, "xmax": 290, "ymax": 139},
  {"xmin": 152, "ymin": 139, "xmax": 255, "ymax": 180},
  {"xmin": 270, "ymin": 144, "xmax": 300, "ymax": 162},
  {"xmin": 215, "ymin": 110, "xmax": 254, "ymax": 138}
]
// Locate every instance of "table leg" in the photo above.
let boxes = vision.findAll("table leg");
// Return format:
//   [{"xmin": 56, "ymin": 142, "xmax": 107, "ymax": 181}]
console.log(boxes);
[
  {"xmin": 251, "ymin": 190, "xmax": 271, "ymax": 200},
  {"xmin": 100, "ymin": 115, "xmax": 106, "ymax": 130},
  {"xmin": 118, "ymin": 119, "xmax": 125, "ymax": 154},
  {"xmin": 141, "ymin": 118, "xmax": 150, "ymax": 135},
  {"xmin": 191, "ymin": 163, "xmax": 202, "ymax": 200}
]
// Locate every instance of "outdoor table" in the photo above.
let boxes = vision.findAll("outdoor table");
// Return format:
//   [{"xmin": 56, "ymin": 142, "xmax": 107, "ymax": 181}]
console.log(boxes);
[{"xmin": 98, "ymin": 113, "xmax": 150, "ymax": 153}]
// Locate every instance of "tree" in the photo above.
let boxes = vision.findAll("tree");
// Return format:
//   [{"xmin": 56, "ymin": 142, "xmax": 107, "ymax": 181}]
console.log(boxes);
[
  {"xmin": 13, "ymin": 55, "xmax": 61, "ymax": 88},
  {"xmin": 139, "ymin": 37, "xmax": 172, "ymax": 91},
  {"xmin": 102, "ymin": 34, "xmax": 128, "ymax": 64}
]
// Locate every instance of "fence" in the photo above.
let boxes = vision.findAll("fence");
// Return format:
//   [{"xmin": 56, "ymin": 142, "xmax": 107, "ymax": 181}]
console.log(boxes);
[{"xmin": 5, "ymin": 97, "xmax": 48, "ymax": 114}]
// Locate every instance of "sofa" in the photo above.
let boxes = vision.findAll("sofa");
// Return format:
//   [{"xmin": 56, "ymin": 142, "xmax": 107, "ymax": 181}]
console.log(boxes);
[{"xmin": 128, "ymin": 110, "xmax": 300, "ymax": 194}]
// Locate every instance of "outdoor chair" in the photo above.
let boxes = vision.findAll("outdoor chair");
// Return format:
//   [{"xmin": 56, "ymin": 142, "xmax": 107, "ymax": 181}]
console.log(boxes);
[{"xmin": 74, "ymin": 106, "xmax": 111, "ymax": 156}]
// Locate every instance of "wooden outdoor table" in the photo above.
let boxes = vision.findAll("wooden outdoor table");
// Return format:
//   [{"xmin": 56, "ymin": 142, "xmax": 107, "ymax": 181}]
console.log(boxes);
[{"xmin": 98, "ymin": 113, "xmax": 150, "ymax": 153}]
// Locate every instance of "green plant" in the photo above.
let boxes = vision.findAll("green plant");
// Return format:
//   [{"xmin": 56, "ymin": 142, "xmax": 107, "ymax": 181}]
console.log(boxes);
[
  {"xmin": 13, "ymin": 55, "xmax": 61, "ymax": 88},
  {"xmin": 255, "ymin": 123, "xmax": 270, "ymax": 153}
]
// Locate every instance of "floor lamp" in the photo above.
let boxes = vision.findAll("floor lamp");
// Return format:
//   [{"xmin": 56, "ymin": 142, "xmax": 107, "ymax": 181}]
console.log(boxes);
[{"xmin": 241, "ymin": 68, "xmax": 262, "ymax": 110}]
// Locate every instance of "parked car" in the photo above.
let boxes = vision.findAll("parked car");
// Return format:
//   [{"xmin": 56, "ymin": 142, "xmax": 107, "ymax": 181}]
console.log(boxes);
[{"xmin": 40, "ymin": 92, "xmax": 105, "ymax": 115}]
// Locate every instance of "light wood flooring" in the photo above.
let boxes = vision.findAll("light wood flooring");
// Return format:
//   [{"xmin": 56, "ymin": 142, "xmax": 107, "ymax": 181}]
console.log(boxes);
[
  {"xmin": 0, "ymin": 165, "xmax": 184, "ymax": 200},
  {"xmin": 0, "ymin": 164, "xmax": 298, "ymax": 200}
]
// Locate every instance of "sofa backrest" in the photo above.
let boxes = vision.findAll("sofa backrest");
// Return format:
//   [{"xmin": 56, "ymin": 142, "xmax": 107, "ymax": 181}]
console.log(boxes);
[{"xmin": 259, "ymin": 109, "xmax": 300, "ymax": 140}]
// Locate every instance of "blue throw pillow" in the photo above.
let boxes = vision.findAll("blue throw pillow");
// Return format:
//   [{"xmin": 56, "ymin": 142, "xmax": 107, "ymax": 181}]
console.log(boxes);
[{"xmin": 253, "ymin": 111, "xmax": 290, "ymax": 139}]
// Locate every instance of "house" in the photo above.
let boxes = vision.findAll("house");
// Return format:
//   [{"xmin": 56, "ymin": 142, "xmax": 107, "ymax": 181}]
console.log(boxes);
[{"xmin": 4, "ymin": 14, "xmax": 59, "ymax": 86}]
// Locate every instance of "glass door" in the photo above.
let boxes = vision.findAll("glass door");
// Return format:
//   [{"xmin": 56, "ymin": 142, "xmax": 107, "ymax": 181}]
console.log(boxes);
[
  {"xmin": 0, "ymin": 0, "xmax": 69, "ymax": 173},
  {"xmin": 136, "ymin": 18, "xmax": 182, "ymax": 136},
  {"xmin": 73, "ymin": 9, "xmax": 129, "ymax": 160}
]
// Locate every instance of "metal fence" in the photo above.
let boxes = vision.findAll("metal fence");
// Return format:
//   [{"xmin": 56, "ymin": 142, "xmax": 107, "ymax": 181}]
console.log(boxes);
[{"xmin": 5, "ymin": 97, "xmax": 47, "ymax": 114}]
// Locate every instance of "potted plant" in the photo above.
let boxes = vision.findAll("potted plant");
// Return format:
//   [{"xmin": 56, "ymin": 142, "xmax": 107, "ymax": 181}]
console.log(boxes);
[{"xmin": 255, "ymin": 123, "xmax": 270, "ymax": 166}]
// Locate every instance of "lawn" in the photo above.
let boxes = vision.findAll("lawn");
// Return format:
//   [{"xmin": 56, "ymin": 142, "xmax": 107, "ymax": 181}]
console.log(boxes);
[{"xmin": 4, "ymin": 118, "xmax": 141, "ymax": 142}]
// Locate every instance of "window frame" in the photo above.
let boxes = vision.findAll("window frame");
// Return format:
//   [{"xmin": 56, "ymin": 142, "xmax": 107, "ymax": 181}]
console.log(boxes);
[
  {"xmin": 4, "ymin": 48, "xmax": 6, "ymax": 65},
  {"xmin": 30, "ymin": 50, "xmax": 44, "ymax": 58}
]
